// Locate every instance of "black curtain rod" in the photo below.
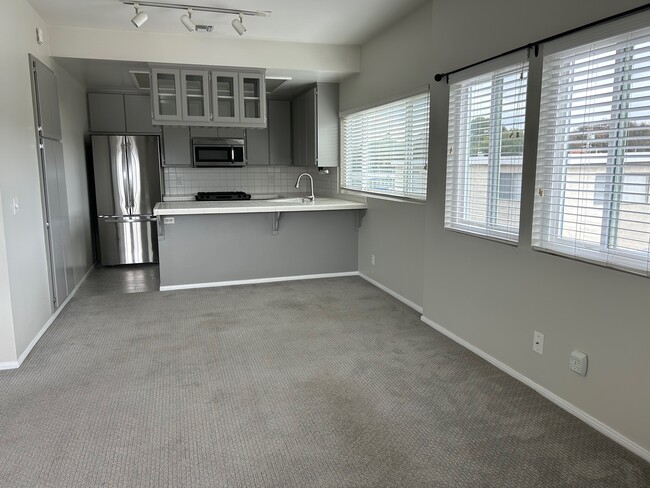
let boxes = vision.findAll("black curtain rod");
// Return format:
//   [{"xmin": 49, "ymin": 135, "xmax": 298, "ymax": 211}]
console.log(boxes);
[{"xmin": 434, "ymin": 3, "xmax": 650, "ymax": 82}]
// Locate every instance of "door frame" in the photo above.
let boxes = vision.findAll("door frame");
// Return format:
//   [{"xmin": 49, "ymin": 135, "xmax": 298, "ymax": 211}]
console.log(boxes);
[{"xmin": 28, "ymin": 54, "xmax": 63, "ymax": 310}]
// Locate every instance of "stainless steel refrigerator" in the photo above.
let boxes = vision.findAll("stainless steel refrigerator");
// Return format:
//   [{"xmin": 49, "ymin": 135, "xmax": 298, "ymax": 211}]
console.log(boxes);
[{"xmin": 91, "ymin": 135, "xmax": 161, "ymax": 266}]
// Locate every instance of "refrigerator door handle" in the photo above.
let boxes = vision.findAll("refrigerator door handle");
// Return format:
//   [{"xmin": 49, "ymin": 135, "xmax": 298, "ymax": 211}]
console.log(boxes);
[
  {"xmin": 119, "ymin": 139, "xmax": 132, "ymax": 214},
  {"xmin": 125, "ymin": 138, "xmax": 136, "ymax": 212}
]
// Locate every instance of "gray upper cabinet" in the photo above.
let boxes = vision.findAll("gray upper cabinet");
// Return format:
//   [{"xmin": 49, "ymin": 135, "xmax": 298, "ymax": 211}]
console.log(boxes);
[
  {"xmin": 151, "ymin": 68, "xmax": 183, "ymax": 122},
  {"xmin": 189, "ymin": 126, "xmax": 219, "ymax": 138},
  {"xmin": 244, "ymin": 101, "xmax": 290, "ymax": 166},
  {"xmin": 125, "ymin": 95, "xmax": 158, "ymax": 133},
  {"xmin": 239, "ymin": 72, "xmax": 266, "ymax": 126},
  {"xmin": 212, "ymin": 71, "xmax": 240, "ymax": 125},
  {"xmin": 32, "ymin": 59, "xmax": 63, "ymax": 140},
  {"xmin": 89, "ymin": 93, "xmax": 158, "ymax": 133},
  {"xmin": 162, "ymin": 126, "xmax": 191, "ymax": 167},
  {"xmin": 88, "ymin": 93, "xmax": 126, "ymax": 133},
  {"xmin": 246, "ymin": 128, "xmax": 269, "ymax": 165},
  {"xmin": 150, "ymin": 65, "xmax": 266, "ymax": 127},
  {"xmin": 291, "ymin": 84, "xmax": 339, "ymax": 167},
  {"xmin": 181, "ymin": 70, "xmax": 210, "ymax": 123},
  {"xmin": 269, "ymin": 100, "xmax": 291, "ymax": 165}
]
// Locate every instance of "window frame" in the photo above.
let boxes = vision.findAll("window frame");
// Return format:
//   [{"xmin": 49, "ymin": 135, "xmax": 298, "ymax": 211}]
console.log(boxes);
[
  {"xmin": 339, "ymin": 88, "xmax": 430, "ymax": 202},
  {"xmin": 533, "ymin": 26, "xmax": 650, "ymax": 276},
  {"xmin": 444, "ymin": 58, "xmax": 530, "ymax": 244}
]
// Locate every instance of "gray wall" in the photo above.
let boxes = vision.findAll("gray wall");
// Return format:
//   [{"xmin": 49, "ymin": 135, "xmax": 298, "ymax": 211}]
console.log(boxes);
[
  {"xmin": 424, "ymin": 0, "xmax": 650, "ymax": 451},
  {"xmin": 341, "ymin": 0, "xmax": 650, "ymax": 453},
  {"xmin": 339, "ymin": 1, "xmax": 433, "ymax": 308},
  {"xmin": 0, "ymin": 0, "xmax": 93, "ymax": 365}
]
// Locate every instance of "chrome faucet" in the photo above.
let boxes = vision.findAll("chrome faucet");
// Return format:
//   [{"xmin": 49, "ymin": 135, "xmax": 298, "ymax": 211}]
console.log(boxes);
[{"xmin": 295, "ymin": 172, "xmax": 315, "ymax": 202}]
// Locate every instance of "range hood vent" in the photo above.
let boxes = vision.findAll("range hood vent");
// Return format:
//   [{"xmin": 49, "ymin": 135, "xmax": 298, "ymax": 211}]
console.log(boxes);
[{"xmin": 130, "ymin": 70, "xmax": 151, "ymax": 90}]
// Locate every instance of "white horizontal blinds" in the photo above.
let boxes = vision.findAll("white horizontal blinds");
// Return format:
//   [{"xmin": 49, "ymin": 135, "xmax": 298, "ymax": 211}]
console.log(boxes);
[
  {"xmin": 340, "ymin": 91, "xmax": 429, "ymax": 200},
  {"xmin": 533, "ymin": 25, "xmax": 650, "ymax": 276},
  {"xmin": 445, "ymin": 60, "xmax": 529, "ymax": 243}
]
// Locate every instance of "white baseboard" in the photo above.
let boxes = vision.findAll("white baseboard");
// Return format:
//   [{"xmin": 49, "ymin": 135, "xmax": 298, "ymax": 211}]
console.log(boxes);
[
  {"xmin": 0, "ymin": 360, "xmax": 20, "ymax": 371},
  {"xmin": 10, "ymin": 264, "xmax": 96, "ymax": 369},
  {"xmin": 160, "ymin": 271, "xmax": 360, "ymax": 291},
  {"xmin": 420, "ymin": 315, "xmax": 650, "ymax": 463},
  {"xmin": 359, "ymin": 273, "xmax": 423, "ymax": 313}
]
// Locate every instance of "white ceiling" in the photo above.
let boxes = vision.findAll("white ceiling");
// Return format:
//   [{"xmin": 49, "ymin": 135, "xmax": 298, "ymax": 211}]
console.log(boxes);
[{"xmin": 26, "ymin": 0, "xmax": 429, "ymax": 45}]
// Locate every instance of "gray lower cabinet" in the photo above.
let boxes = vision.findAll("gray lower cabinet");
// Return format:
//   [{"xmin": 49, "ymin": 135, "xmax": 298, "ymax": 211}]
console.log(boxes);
[
  {"xmin": 162, "ymin": 126, "xmax": 191, "ymax": 166},
  {"xmin": 89, "ymin": 93, "xmax": 159, "ymax": 134}
]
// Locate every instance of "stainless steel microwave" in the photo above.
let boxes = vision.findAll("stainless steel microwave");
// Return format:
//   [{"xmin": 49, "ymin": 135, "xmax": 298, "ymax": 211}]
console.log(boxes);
[{"xmin": 192, "ymin": 138, "xmax": 246, "ymax": 167}]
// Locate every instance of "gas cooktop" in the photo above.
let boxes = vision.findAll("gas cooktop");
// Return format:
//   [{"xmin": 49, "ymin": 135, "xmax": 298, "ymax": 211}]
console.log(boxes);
[{"xmin": 195, "ymin": 191, "xmax": 251, "ymax": 201}]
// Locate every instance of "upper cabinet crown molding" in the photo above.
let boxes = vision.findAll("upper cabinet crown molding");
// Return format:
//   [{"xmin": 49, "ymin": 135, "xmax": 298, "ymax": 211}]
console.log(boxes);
[{"xmin": 150, "ymin": 64, "xmax": 266, "ymax": 128}]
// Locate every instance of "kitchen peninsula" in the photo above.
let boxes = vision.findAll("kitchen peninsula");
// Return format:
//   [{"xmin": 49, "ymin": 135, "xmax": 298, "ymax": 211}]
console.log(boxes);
[{"xmin": 154, "ymin": 198, "xmax": 367, "ymax": 290}]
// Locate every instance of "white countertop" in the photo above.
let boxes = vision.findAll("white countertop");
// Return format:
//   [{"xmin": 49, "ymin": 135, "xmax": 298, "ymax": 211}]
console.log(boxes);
[{"xmin": 153, "ymin": 197, "xmax": 368, "ymax": 216}]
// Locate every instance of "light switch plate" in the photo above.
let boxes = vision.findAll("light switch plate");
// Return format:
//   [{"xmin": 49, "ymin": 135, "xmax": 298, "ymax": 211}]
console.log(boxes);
[{"xmin": 533, "ymin": 331, "xmax": 544, "ymax": 355}]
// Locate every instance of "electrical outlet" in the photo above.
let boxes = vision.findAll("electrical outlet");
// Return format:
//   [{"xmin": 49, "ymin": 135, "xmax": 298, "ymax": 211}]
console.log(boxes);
[
  {"xmin": 570, "ymin": 350, "xmax": 588, "ymax": 376},
  {"xmin": 371, "ymin": 254, "xmax": 375, "ymax": 266},
  {"xmin": 176, "ymin": 176, "xmax": 184, "ymax": 186},
  {"xmin": 11, "ymin": 197, "xmax": 19, "ymax": 215},
  {"xmin": 533, "ymin": 331, "xmax": 544, "ymax": 355},
  {"xmin": 163, "ymin": 217, "xmax": 175, "ymax": 224}
]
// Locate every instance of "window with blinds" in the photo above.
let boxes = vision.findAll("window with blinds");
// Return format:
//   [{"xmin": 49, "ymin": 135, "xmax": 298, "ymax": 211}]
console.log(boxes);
[
  {"xmin": 445, "ymin": 61, "xmax": 529, "ymax": 243},
  {"xmin": 340, "ymin": 91, "xmax": 429, "ymax": 200},
  {"xmin": 533, "ymin": 26, "xmax": 650, "ymax": 276}
]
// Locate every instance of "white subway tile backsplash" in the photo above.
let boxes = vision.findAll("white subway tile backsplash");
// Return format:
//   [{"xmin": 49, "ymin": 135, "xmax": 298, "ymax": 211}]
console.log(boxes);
[{"xmin": 163, "ymin": 166, "xmax": 338, "ymax": 198}]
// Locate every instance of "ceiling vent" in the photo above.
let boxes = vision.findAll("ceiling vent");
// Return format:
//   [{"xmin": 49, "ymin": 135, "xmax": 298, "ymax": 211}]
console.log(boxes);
[
  {"xmin": 265, "ymin": 78, "xmax": 290, "ymax": 93},
  {"xmin": 130, "ymin": 70, "xmax": 151, "ymax": 90}
]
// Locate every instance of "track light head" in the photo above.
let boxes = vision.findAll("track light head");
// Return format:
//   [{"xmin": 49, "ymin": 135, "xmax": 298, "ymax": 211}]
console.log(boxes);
[
  {"xmin": 180, "ymin": 9, "xmax": 196, "ymax": 32},
  {"xmin": 232, "ymin": 14, "xmax": 246, "ymax": 36},
  {"xmin": 131, "ymin": 4, "xmax": 148, "ymax": 28}
]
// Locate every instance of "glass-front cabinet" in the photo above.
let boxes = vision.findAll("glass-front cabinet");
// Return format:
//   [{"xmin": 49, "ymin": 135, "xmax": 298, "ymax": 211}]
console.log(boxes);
[
  {"xmin": 212, "ymin": 71, "xmax": 240, "ymax": 124},
  {"xmin": 151, "ymin": 68, "xmax": 182, "ymax": 121},
  {"xmin": 151, "ymin": 66, "xmax": 266, "ymax": 127},
  {"xmin": 240, "ymin": 73, "xmax": 266, "ymax": 125},
  {"xmin": 180, "ymin": 70, "xmax": 210, "ymax": 123}
]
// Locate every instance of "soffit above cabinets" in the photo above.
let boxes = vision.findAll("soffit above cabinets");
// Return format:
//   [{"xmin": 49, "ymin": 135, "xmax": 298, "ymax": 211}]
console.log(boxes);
[
  {"xmin": 54, "ymin": 57, "xmax": 346, "ymax": 100},
  {"xmin": 26, "ymin": 0, "xmax": 429, "ymax": 45}
]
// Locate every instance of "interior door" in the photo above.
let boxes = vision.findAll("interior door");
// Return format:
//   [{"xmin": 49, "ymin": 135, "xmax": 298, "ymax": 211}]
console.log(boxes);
[
  {"xmin": 30, "ymin": 56, "xmax": 71, "ymax": 309},
  {"xmin": 40, "ymin": 139, "xmax": 72, "ymax": 306}
]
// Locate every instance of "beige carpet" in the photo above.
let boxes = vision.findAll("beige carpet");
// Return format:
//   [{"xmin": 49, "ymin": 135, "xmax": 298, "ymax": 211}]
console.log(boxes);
[{"xmin": 0, "ymin": 277, "xmax": 648, "ymax": 487}]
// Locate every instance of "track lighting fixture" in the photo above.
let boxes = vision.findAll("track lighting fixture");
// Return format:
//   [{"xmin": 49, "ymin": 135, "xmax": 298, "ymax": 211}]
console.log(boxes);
[
  {"xmin": 180, "ymin": 9, "xmax": 196, "ymax": 32},
  {"xmin": 123, "ymin": 2, "xmax": 270, "ymax": 35},
  {"xmin": 131, "ymin": 3, "xmax": 149, "ymax": 28},
  {"xmin": 231, "ymin": 14, "xmax": 246, "ymax": 36}
]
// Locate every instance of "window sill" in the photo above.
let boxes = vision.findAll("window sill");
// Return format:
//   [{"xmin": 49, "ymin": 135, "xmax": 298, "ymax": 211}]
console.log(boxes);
[
  {"xmin": 445, "ymin": 222, "xmax": 519, "ymax": 246},
  {"xmin": 339, "ymin": 189, "xmax": 427, "ymax": 205}
]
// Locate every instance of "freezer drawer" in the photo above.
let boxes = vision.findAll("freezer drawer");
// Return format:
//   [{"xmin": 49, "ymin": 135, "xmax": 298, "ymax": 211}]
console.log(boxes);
[{"xmin": 98, "ymin": 216, "xmax": 158, "ymax": 266}]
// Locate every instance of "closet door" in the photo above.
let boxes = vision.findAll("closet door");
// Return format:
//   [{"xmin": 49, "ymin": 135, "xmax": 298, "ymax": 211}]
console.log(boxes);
[
  {"xmin": 31, "ymin": 56, "xmax": 72, "ymax": 308},
  {"xmin": 40, "ymin": 138, "xmax": 73, "ymax": 306}
]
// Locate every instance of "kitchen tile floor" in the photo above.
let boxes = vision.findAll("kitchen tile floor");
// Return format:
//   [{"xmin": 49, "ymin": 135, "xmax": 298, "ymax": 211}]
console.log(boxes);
[{"xmin": 75, "ymin": 264, "xmax": 160, "ymax": 298}]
